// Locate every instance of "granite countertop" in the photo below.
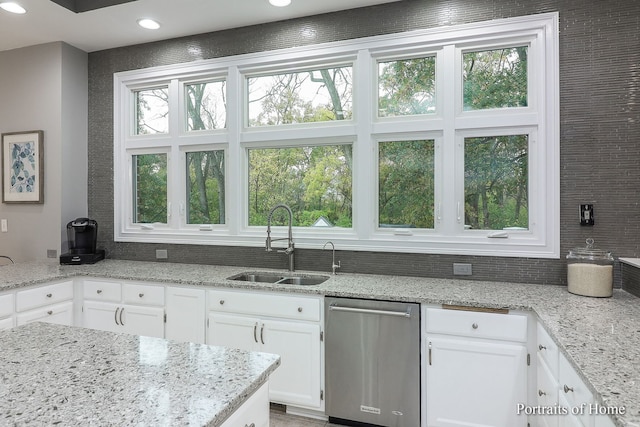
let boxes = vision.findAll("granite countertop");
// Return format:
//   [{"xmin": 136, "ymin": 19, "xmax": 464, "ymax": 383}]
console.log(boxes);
[
  {"xmin": 0, "ymin": 321, "xmax": 280, "ymax": 426},
  {"xmin": 1, "ymin": 259, "xmax": 639, "ymax": 426}
]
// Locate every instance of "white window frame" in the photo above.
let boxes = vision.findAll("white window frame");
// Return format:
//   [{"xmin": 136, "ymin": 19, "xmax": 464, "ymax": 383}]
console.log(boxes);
[{"xmin": 114, "ymin": 12, "xmax": 559, "ymax": 258}]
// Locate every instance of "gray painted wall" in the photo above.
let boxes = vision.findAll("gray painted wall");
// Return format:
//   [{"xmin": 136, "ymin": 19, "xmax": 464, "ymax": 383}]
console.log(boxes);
[
  {"xmin": 0, "ymin": 42, "xmax": 88, "ymax": 262},
  {"xmin": 87, "ymin": 0, "xmax": 640, "ymax": 288}
]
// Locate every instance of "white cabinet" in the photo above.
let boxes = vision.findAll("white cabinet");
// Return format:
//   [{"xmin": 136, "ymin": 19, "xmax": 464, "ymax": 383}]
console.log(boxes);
[
  {"xmin": 536, "ymin": 322, "xmax": 617, "ymax": 427},
  {"xmin": 82, "ymin": 279, "xmax": 164, "ymax": 338},
  {"xmin": 15, "ymin": 281, "xmax": 74, "ymax": 327},
  {"xmin": 207, "ymin": 289, "xmax": 323, "ymax": 411},
  {"xmin": 220, "ymin": 381, "xmax": 270, "ymax": 427},
  {"xmin": 0, "ymin": 292, "xmax": 13, "ymax": 330},
  {"xmin": 165, "ymin": 286, "xmax": 206, "ymax": 344},
  {"xmin": 424, "ymin": 306, "xmax": 528, "ymax": 427}
]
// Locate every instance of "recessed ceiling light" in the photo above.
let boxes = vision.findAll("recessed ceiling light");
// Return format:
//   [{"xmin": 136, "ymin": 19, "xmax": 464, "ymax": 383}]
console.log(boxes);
[
  {"xmin": 137, "ymin": 18, "xmax": 161, "ymax": 30},
  {"xmin": 0, "ymin": 2, "xmax": 26, "ymax": 14},
  {"xmin": 269, "ymin": 0, "xmax": 291, "ymax": 7}
]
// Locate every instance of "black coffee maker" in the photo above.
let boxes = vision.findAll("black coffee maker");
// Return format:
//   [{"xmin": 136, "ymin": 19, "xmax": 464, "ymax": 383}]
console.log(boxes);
[{"xmin": 59, "ymin": 218, "xmax": 105, "ymax": 265}]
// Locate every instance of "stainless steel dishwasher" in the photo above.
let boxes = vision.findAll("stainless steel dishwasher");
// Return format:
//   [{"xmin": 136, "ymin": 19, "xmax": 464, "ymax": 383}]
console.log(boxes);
[{"xmin": 325, "ymin": 297, "xmax": 420, "ymax": 427}]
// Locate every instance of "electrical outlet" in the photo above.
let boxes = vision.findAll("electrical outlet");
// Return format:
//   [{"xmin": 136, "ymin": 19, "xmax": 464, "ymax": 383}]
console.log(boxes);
[
  {"xmin": 580, "ymin": 204, "xmax": 594, "ymax": 226},
  {"xmin": 47, "ymin": 249, "xmax": 57, "ymax": 258},
  {"xmin": 1, "ymin": 219, "xmax": 7, "ymax": 232},
  {"xmin": 453, "ymin": 263, "xmax": 472, "ymax": 276},
  {"xmin": 156, "ymin": 249, "xmax": 168, "ymax": 259}
]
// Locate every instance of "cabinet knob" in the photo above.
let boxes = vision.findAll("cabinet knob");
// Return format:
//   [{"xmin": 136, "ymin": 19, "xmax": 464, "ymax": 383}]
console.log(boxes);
[
  {"xmin": 538, "ymin": 390, "xmax": 546, "ymax": 396},
  {"xmin": 139, "ymin": 293, "xmax": 144, "ymax": 298},
  {"xmin": 46, "ymin": 293, "xmax": 52, "ymax": 298},
  {"xmin": 97, "ymin": 289, "xmax": 103, "ymax": 294},
  {"xmin": 245, "ymin": 423, "xmax": 255, "ymax": 427},
  {"xmin": 219, "ymin": 300, "xmax": 225, "ymax": 305},
  {"xmin": 472, "ymin": 323, "xmax": 478, "ymax": 329},
  {"xmin": 47, "ymin": 310, "xmax": 53, "ymax": 315},
  {"xmin": 563, "ymin": 384, "xmax": 574, "ymax": 393},
  {"xmin": 298, "ymin": 307, "xmax": 303, "ymax": 313},
  {"xmin": 539, "ymin": 344, "xmax": 547, "ymax": 351}
]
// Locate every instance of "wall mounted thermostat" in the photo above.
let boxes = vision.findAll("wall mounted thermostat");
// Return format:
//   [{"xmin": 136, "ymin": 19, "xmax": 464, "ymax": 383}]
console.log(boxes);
[{"xmin": 580, "ymin": 204, "xmax": 594, "ymax": 226}]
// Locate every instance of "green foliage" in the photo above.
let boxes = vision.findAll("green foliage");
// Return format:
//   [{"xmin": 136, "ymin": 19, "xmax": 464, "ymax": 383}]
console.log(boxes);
[
  {"xmin": 379, "ymin": 140, "xmax": 435, "ymax": 228},
  {"xmin": 378, "ymin": 57, "xmax": 436, "ymax": 116},
  {"xmin": 134, "ymin": 154, "xmax": 167, "ymax": 223},
  {"xmin": 463, "ymin": 47, "xmax": 528, "ymax": 110},
  {"xmin": 464, "ymin": 135, "xmax": 528, "ymax": 230},
  {"xmin": 248, "ymin": 146, "xmax": 352, "ymax": 227}
]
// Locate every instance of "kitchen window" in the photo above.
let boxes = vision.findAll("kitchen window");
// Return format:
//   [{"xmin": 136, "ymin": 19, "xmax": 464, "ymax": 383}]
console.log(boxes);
[{"xmin": 114, "ymin": 13, "xmax": 559, "ymax": 257}]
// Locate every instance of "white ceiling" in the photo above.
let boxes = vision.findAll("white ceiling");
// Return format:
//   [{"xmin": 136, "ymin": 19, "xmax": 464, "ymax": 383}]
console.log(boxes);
[{"xmin": 0, "ymin": 0, "xmax": 400, "ymax": 53}]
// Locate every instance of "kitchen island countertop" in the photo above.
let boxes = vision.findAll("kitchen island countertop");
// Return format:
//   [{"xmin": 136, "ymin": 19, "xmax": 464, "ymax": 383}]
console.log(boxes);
[
  {"xmin": 1, "ymin": 259, "xmax": 639, "ymax": 426},
  {"xmin": 0, "ymin": 321, "xmax": 280, "ymax": 426}
]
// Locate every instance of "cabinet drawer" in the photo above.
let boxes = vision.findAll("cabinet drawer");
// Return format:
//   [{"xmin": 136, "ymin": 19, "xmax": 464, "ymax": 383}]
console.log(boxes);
[
  {"xmin": 208, "ymin": 290, "xmax": 321, "ymax": 322},
  {"xmin": 425, "ymin": 307, "xmax": 527, "ymax": 342},
  {"xmin": 537, "ymin": 322, "xmax": 560, "ymax": 378},
  {"xmin": 16, "ymin": 281, "xmax": 74, "ymax": 312},
  {"xmin": 0, "ymin": 293, "xmax": 13, "ymax": 317},
  {"xmin": 559, "ymin": 352, "xmax": 593, "ymax": 426},
  {"xmin": 83, "ymin": 279, "xmax": 121, "ymax": 302},
  {"xmin": 123, "ymin": 283, "xmax": 165, "ymax": 306},
  {"xmin": 16, "ymin": 301, "xmax": 74, "ymax": 326}
]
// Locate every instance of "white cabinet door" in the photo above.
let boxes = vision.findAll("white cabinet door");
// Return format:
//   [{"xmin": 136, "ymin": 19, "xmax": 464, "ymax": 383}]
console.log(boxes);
[
  {"xmin": 121, "ymin": 304, "xmax": 164, "ymax": 338},
  {"xmin": 537, "ymin": 353, "xmax": 560, "ymax": 427},
  {"xmin": 426, "ymin": 335, "xmax": 528, "ymax": 427},
  {"xmin": 16, "ymin": 301, "xmax": 74, "ymax": 327},
  {"xmin": 165, "ymin": 287, "xmax": 206, "ymax": 344},
  {"xmin": 83, "ymin": 301, "xmax": 164, "ymax": 337},
  {"xmin": 208, "ymin": 312, "xmax": 322, "ymax": 409},
  {"xmin": 207, "ymin": 312, "xmax": 260, "ymax": 351},
  {"xmin": 83, "ymin": 301, "xmax": 122, "ymax": 333},
  {"xmin": 261, "ymin": 319, "xmax": 321, "ymax": 409},
  {"xmin": 220, "ymin": 382, "xmax": 270, "ymax": 427},
  {"xmin": 0, "ymin": 316, "xmax": 13, "ymax": 330}
]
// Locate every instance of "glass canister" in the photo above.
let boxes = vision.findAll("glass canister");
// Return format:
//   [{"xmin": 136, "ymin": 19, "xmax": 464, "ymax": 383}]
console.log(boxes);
[{"xmin": 566, "ymin": 238, "xmax": 614, "ymax": 297}]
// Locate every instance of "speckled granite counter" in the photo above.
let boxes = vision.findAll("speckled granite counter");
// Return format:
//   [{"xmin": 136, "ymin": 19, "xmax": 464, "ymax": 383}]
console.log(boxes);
[
  {"xmin": 0, "ymin": 321, "xmax": 280, "ymax": 426},
  {"xmin": 1, "ymin": 259, "xmax": 639, "ymax": 426}
]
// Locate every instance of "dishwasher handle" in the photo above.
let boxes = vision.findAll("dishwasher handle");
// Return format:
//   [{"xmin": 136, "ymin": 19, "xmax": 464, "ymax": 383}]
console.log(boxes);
[{"xmin": 329, "ymin": 304, "xmax": 413, "ymax": 318}]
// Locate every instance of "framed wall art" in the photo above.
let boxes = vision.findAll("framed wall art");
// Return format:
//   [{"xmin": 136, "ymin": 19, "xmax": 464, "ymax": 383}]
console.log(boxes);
[{"xmin": 1, "ymin": 130, "xmax": 44, "ymax": 204}]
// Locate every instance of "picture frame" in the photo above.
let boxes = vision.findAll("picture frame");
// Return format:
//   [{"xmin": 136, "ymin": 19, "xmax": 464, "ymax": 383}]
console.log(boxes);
[{"xmin": 1, "ymin": 130, "xmax": 44, "ymax": 204}]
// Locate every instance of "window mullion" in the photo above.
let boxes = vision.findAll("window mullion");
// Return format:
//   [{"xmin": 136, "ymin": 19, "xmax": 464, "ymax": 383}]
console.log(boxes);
[
  {"xmin": 439, "ymin": 45, "xmax": 459, "ymax": 236},
  {"xmin": 226, "ymin": 66, "xmax": 243, "ymax": 235}
]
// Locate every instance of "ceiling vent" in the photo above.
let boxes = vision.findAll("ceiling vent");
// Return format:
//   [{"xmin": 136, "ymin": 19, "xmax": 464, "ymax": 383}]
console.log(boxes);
[{"xmin": 49, "ymin": 0, "xmax": 138, "ymax": 13}]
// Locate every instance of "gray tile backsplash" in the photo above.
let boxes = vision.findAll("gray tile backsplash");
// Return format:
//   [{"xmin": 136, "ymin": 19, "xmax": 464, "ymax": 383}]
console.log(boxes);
[{"xmin": 88, "ymin": 0, "xmax": 640, "ymax": 289}]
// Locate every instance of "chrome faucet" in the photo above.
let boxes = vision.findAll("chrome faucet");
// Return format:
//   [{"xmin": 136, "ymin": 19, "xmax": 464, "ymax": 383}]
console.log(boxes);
[
  {"xmin": 322, "ymin": 241, "xmax": 341, "ymax": 275},
  {"xmin": 266, "ymin": 204, "xmax": 295, "ymax": 272}
]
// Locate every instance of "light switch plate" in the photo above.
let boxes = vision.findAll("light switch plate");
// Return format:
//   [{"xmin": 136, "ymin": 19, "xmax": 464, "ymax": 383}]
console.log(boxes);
[
  {"xmin": 580, "ymin": 204, "xmax": 594, "ymax": 226},
  {"xmin": 1, "ymin": 219, "xmax": 7, "ymax": 232}
]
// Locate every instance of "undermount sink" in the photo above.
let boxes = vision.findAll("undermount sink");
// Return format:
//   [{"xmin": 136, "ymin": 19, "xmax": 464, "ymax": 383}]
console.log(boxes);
[{"xmin": 227, "ymin": 272, "xmax": 329, "ymax": 286}]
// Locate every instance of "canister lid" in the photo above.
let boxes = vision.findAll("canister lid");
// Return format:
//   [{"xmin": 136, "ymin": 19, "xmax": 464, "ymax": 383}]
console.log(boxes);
[{"xmin": 567, "ymin": 238, "xmax": 613, "ymax": 260}]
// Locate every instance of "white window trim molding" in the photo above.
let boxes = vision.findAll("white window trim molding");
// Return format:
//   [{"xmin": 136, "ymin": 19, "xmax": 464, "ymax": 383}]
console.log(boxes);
[{"xmin": 113, "ymin": 12, "xmax": 560, "ymax": 258}]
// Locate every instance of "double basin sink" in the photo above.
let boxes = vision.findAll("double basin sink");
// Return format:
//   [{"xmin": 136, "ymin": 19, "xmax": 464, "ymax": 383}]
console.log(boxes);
[{"xmin": 227, "ymin": 272, "xmax": 329, "ymax": 286}]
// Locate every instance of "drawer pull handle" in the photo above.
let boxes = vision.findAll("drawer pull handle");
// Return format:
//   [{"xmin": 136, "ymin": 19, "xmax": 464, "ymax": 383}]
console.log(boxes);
[
  {"xmin": 139, "ymin": 293, "xmax": 144, "ymax": 298},
  {"xmin": 298, "ymin": 307, "xmax": 303, "ymax": 313},
  {"xmin": 260, "ymin": 323, "xmax": 265, "ymax": 345},
  {"xmin": 253, "ymin": 323, "xmax": 258, "ymax": 343},
  {"xmin": 539, "ymin": 344, "xmax": 547, "ymax": 351},
  {"xmin": 472, "ymin": 323, "xmax": 478, "ymax": 329},
  {"xmin": 538, "ymin": 390, "xmax": 546, "ymax": 396},
  {"xmin": 219, "ymin": 300, "xmax": 225, "ymax": 305},
  {"xmin": 120, "ymin": 307, "xmax": 125, "ymax": 326},
  {"xmin": 115, "ymin": 307, "xmax": 120, "ymax": 325},
  {"xmin": 46, "ymin": 293, "xmax": 52, "ymax": 298},
  {"xmin": 97, "ymin": 289, "xmax": 103, "ymax": 294},
  {"xmin": 563, "ymin": 384, "xmax": 574, "ymax": 393},
  {"xmin": 47, "ymin": 310, "xmax": 53, "ymax": 315}
]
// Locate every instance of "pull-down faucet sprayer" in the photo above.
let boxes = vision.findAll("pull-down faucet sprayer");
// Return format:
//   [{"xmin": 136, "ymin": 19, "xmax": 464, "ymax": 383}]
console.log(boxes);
[{"xmin": 266, "ymin": 204, "xmax": 295, "ymax": 272}]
